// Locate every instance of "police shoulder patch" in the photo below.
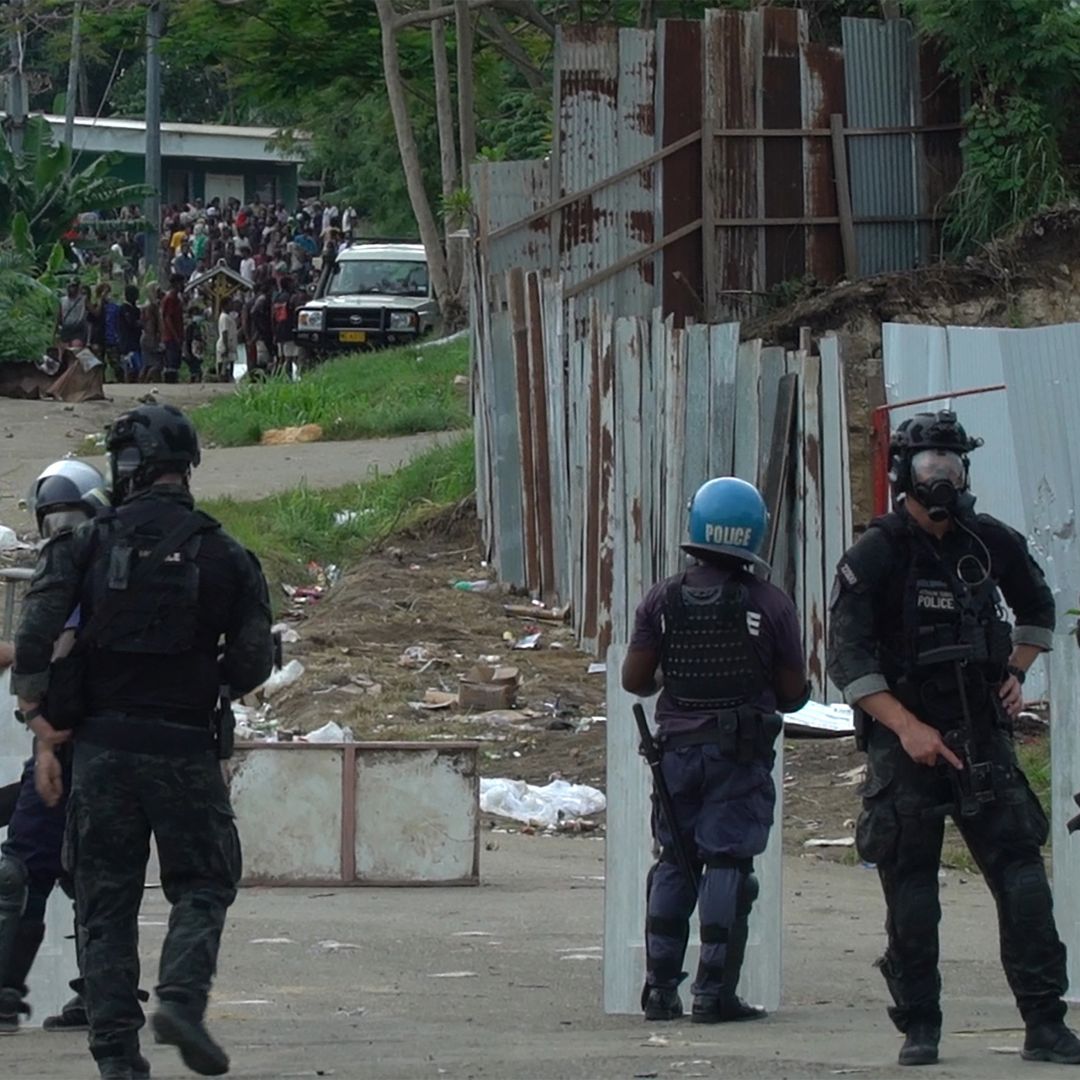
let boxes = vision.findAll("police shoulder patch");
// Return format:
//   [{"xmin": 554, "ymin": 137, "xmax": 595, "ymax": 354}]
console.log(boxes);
[{"xmin": 839, "ymin": 561, "xmax": 858, "ymax": 587}]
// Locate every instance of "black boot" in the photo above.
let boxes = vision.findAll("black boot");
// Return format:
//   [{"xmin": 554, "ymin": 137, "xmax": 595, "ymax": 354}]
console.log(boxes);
[
  {"xmin": 130, "ymin": 1050, "xmax": 152, "ymax": 1079},
  {"xmin": 643, "ymin": 987, "xmax": 684, "ymax": 1021},
  {"xmin": 691, "ymin": 993, "xmax": 767, "ymax": 1023},
  {"xmin": 43, "ymin": 991, "xmax": 89, "ymax": 1032},
  {"xmin": 0, "ymin": 986, "xmax": 30, "ymax": 1034},
  {"xmin": 1023, "ymin": 1020, "xmax": 1080, "ymax": 1064},
  {"xmin": 152, "ymin": 1000, "xmax": 229, "ymax": 1076},
  {"xmin": 97, "ymin": 1062, "xmax": 133, "ymax": 1080},
  {"xmin": 899, "ymin": 1022, "xmax": 941, "ymax": 1066}
]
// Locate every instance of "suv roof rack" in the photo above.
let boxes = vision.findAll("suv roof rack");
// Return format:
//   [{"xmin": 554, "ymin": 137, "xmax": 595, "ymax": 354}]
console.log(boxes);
[{"xmin": 347, "ymin": 237, "xmax": 422, "ymax": 247}]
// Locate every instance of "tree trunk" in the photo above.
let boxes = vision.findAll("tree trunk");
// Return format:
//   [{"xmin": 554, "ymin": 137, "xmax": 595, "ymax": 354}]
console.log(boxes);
[
  {"xmin": 374, "ymin": 0, "xmax": 451, "ymax": 310},
  {"xmin": 63, "ymin": 0, "xmax": 82, "ymax": 154},
  {"xmin": 455, "ymin": 0, "xmax": 477, "ymax": 179},
  {"xmin": 431, "ymin": 0, "xmax": 458, "ymax": 212}
]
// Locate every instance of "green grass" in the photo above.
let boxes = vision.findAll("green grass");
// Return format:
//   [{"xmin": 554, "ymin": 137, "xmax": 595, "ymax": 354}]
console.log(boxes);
[
  {"xmin": 192, "ymin": 336, "xmax": 470, "ymax": 447},
  {"xmin": 201, "ymin": 435, "xmax": 475, "ymax": 592},
  {"xmin": 1017, "ymin": 734, "xmax": 1051, "ymax": 816}
]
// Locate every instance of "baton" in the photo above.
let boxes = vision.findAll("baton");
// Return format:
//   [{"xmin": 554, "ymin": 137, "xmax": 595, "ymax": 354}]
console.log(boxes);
[{"xmin": 633, "ymin": 703, "xmax": 699, "ymax": 894}]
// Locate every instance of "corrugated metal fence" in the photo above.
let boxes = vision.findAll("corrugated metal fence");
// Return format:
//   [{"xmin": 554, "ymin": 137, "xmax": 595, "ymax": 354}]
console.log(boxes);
[
  {"xmin": 471, "ymin": 12, "xmax": 962, "ymax": 327},
  {"xmin": 473, "ymin": 268, "xmax": 852, "ymax": 700}
]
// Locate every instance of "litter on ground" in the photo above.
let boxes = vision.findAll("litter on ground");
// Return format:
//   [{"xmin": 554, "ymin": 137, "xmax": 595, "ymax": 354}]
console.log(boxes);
[{"xmin": 480, "ymin": 778, "xmax": 606, "ymax": 827}]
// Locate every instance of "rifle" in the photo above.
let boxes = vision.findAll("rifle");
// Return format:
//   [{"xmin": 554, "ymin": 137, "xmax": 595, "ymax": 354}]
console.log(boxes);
[
  {"xmin": 633, "ymin": 703, "xmax": 698, "ymax": 894},
  {"xmin": 919, "ymin": 642, "xmax": 995, "ymax": 818}
]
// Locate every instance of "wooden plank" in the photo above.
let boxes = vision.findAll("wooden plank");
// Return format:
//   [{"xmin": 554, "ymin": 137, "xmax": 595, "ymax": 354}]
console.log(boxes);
[
  {"xmin": 829, "ymin": 113, "xmax": 859, "ymax": 278},
  {"xmin": 541, "ymin": 278, "xmax": 571, "ymax": 605},
  {"xmin": 791, "ymin": 350, "xmax": 806, "ymax": 644},
  {"xmin": 597, "ymin": 314, "xmax": 617, "ymax": 654},
  {"xmin": 682, "ymin": 324, "xmax": 712, "ymax": 511},
  {"xmin": 819, "ymin": 335, "xmax": 847, "ymax": 702},
  {"xmin": 507, "ymin": 268, "xmax": 541, "ymax": 594},
  {"xmin": 663, "ymin": 321, "xmax": 688, "ymax": 575},
  {"xmin": 707, "ymin": 322, "xmax": 739, "ymax": 478},
  {"xmin": 646, "ymin": 307, "xmax": 665, "ymax": 584},
  {"xmin": 757, "ymin": 345, "xmax": 788, "ymax": 470},
  {"xmin": 582, "ymin": 305, "xmax": 605, "ymax": 651},
  {"xmin": 615, "ymin": 317, "xmax": 646, "ymax": 643},
  {"xmin": 733, "ymin": 339, "xmax": 762, "ymax": 484},
  {"xmin": 801, "ymin": 351, "xmax": 826, "ymax": 699},
  {"xmin": 487, "ymin": 293, "xmax": 526, "ymax": 586},
  {"xmin": 525, "ymin": 272, "xmax": 556, "ymax": 601},
  {"xmin": 761, "ymin": 372, "xmax": 798, "ymax": 566},
  {"xmin": 603, "ymin": 648, "xmax": 658, "ymax": 1013}
]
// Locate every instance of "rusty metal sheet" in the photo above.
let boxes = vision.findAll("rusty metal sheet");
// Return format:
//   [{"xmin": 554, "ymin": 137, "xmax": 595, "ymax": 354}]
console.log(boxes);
[
  {"xmin": 470, "ymin": 159, "xmax": 551, "ymax": 279},
  {"xmin": 733, "ymin": 340, "xmax": 763, "ymax": 486},
  {"xmin": 682, "ymin": 324, "xmax": 711, "ymax": 509},
  {"xmin": 800, "ymin": 42, "xmax": 846, "ymax": 282},
  {"xmin": 581, "ymin": 305, "xmax": 605, "ymax": 650},
  {"xmin": 555, "ymin": 25, "xmax": 620, "ymax": 317},
  {"xmin": 616, "ymin": 28, "xmax": 658, "ymax": 319},
  {"xmin": 662, "ymin": 323, "xmax": 688, "ymax": 571},
  {"xmin": 705, "ymin": 8, "xmax": 758, "ymax": 321},
  {"xmin": 917, "ymin": 39, "xmax": 963, "ymax": 263},
  {"xmin": 657, "ymin": 19, "xmax": 703, "ymax": 326},
  {"xmin": 842, "ymin": 17, "xmax": 920, "ymax": 275},
  {"xmin": 762, "ymin": 7, "xmax": 806, "ymax": 289},
  {"xmin": 800, "ymin": 351, "xmax": 826, "ymax": 699},
  {"xmin": 707, "ymin": 322, "xmax": 739, "ymax": 478}
]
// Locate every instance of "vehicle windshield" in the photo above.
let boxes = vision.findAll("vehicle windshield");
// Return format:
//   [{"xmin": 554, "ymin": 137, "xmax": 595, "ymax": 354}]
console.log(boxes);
[{"xmin": 326, "ymin": 259, "xmax": 429, "ymax": 298}]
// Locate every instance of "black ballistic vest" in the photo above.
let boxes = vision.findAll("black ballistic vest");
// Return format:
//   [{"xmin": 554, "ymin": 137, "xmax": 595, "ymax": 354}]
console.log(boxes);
[
  {"xmin": 873, "ymin": 518, "xmax": 1012, "ymax": 725},
  {"xmin": 88, "ymin": 503, "xmax": 211, "ymax": 656},
  {"xmin": 660, "ymin": 574, "xmax": 766, "ymax": 710}
]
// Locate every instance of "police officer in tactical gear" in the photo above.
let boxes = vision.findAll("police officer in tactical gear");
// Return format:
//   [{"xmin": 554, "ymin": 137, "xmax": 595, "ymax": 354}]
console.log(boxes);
[
  {"xmin": 12, "ymin": 404, "xmax": 273, "ymax": 1079},
  {"xmin": 0, "ymin": 460, "xmax": 110, "ymax": 1036},
  {"xmin": 828, "ymin": 410, "xmax": 1079, "ymax": 1068},
  {"xmin": 623, "ymin": 477, "xmax": 809, "ymax": 1024}
]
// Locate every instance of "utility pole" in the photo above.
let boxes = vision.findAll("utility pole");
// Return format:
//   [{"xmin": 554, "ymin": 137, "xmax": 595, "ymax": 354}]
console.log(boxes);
[
  {"xmin": 145, "ymin": 0, "xmax": 164, "ymax": 282},
  {"xmin": 64, "ymin": 0, "xmax": 84, "ymax": 153},
  {"xmin": 6, "ymin": 0, "xmax": 27, "ymax": 157}
]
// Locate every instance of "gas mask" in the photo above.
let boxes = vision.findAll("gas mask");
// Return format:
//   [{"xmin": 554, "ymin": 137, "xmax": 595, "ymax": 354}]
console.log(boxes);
[{"xmin": 909, "ymin": 449, "xmax": 974, "ymax": 522}]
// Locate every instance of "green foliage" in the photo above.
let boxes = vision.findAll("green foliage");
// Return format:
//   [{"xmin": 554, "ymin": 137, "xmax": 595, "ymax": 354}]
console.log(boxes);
[
  {"xmin": 1017, "ymin": 735, "xmax": 1051, "ymax": 818},
  {"xmin": 201, "ymin": 436, "xmax": 475, "ymax": 590},
  {"xmin": 0, "ymin": 217, "xmax": 59, "ymax": 364},
  {"xmin": 0, "ymin": 117, "xmax": 148, "ymax": 263},
  {"xmin": 478, "ymin": 89, "xmax": 551, "ymax": 161},
  {"xmin": 193, "ymin": 336, "xmax": 471, "ymax": 447},
  {"xmin": 943, "ymin": 98, "xmax": 1070, "ymax": 252},
  {"xmin": 907, "ymin": 0, "xmax": 1080, "ymax": 250}
]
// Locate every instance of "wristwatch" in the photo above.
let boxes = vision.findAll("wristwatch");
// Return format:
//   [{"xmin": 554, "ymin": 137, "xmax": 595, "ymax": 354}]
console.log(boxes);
[
  {"xmin": 1006, "ymin": 664, "xmax": 1026, "ymax": 685},
  {"xmin": 14, "ymin": 705, "xmax": 42, "ymax": 726}
]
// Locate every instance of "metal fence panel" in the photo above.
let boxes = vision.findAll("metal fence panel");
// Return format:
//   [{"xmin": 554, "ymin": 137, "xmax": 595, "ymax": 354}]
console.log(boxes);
[
  {"xmin": 998, "ymin": 322, "xmax": 1080, "ymax": 993},
  {"xmin": 556, "ymin": 25, "xmax": 620, "ymax": 313},
  {"xmin": 842, "ymin": 17, "xmax": 919, "ymax": 275},
  {"xmin": 471, "ymin": 160, "xmax": 551, "ymax": 279},
  {"xmin": 616, "ymin": 28, "xmax": 658, "ymax": 318}
]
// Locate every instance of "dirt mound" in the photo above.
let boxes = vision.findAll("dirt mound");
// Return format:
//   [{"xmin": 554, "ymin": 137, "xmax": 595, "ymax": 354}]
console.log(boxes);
[
  {"xmin": 267, "ymin": 511, "xmax": 608, "ymax": 791},
  {"xmin": 746, "ymin": 205, "xmax": 1080, "ymax": 353}
]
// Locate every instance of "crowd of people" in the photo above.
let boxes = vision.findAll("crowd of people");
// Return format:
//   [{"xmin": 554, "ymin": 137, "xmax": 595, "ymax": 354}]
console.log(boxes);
[{"xmin": 58, "ymin": 195, "xmax": 359, "ymax": 383}]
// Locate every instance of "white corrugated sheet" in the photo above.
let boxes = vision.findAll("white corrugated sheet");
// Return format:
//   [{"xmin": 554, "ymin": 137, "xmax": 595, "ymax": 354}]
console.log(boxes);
[
  {"xmin": 997, "ymin": 321, "xmax": 1080, "ymax": 995},
  {"xmin": 882, "ymin": 323, "xmax": 1046, "ymax": 701}
]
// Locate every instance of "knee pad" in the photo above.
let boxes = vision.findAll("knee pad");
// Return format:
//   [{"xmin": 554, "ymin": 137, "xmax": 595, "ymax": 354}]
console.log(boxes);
[
  {"xmin": 1002, "ymin": 861, "xmax": 1053, "ymax": 925},
  {"xmin": 736, "ymin": 872, "xmax": 760, "ymax": 918},
  {"xmin": 0, "ymin": 857, "xmax": 28, "ymax": 915}
]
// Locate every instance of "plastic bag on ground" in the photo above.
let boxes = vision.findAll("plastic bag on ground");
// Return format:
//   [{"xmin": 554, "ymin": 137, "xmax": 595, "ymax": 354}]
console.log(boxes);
[
  {"xmin": 479, "ymin": 778, "xmax": 606, "ymax": 827},
  {"xmin": 305, "ymin": 720, "xmax": 353, "ymax": 744},
  {"xmin": 260, "ymin": 659, "xmax": 305, "ymax": 697}
]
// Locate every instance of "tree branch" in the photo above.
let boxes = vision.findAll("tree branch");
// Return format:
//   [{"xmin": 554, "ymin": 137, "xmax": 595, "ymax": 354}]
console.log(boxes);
[
  {"xmin": 478, "ymin": 8, "xmax": 545, "ymax": 89},
  {"xmin": 394, "ymin": 0, "xmax": 554, "ymax": 36}
]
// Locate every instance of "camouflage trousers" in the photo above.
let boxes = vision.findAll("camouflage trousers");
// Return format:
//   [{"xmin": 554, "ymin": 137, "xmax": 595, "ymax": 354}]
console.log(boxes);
[
  {"xmin": 67, "ymin": 739, "xmax": 241, "ymax": 1062},
  {"xmin": 856, "ymin": 721, "xmax": 1066, "ymax": 1032}
]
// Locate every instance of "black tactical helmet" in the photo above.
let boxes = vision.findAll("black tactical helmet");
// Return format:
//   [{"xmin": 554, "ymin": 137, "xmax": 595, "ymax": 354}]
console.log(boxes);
[
  {"xmin": 889, "ymin": 410, "xmax": 981, "ymax": 457},
  {"xmin": 888, "ymin": 410, "xmax": 982, "ymax": 512},
  {"xmin": 105, "ymin": 403, "xmax": 201, "ymax": 500}
]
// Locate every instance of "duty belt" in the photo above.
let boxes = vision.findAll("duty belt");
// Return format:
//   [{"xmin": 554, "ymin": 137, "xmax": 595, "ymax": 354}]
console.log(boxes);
[
  {"xmin": 79, "ymin": 713, "xmax": 215, "ymax": 756},
  {"xmin": 661, "ymin": 707, "xmax": 781, "ymax": 764}
]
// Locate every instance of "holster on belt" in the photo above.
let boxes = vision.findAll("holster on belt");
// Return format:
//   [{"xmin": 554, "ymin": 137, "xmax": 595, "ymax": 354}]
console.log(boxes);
[{"xmin": 663, "ymin": 708, "xmax": 782, "ymax": 764}]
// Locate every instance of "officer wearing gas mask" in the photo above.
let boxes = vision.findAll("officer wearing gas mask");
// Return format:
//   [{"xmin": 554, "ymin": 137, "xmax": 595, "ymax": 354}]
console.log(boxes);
[
  {"xmin": 0, "ymin": 461, "xmax": 109, "ymax": 1036},
  {"xmin": 12, "ymin": 404, "xmax": 272, "ymax": 1080},
  {"xmin": 622, "ymin": 477, "xmax": 809, "ymax": 1025},
  {"xmin": 828, "ymin": 411, "xmax": 1077, "ymax": 1067}
]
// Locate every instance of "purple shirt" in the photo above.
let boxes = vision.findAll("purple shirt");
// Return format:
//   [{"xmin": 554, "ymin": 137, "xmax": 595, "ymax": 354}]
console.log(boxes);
[{"xmin": 630, "ymin": 563, "xmax": 805, "ymax": 734}]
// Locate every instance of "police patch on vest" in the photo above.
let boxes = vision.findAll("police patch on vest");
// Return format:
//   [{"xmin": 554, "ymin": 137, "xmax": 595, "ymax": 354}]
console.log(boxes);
[
  {"xmin": 746, "ymin": 611, "xmax": 762, "ymax": 637},
  {"xmin": 839, "ymin": 561, "xmax": 857, "ymax": 587},
  {"xmin": 916, "ymin": 579, "xmax": 955, "ymax": 612},
  {"xmin": 705, "ymin": 524, "xmax": 752, "ymax": 547}
]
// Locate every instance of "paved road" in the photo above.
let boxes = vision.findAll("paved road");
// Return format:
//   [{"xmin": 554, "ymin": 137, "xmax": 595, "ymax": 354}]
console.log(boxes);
[
  {"xmin": 2, "ymin": 834, "xmax": 1062, "ymax": 1079},
  {"xmin": 0, "ymin": 384, "xmax": 453, "ymax": 531}
]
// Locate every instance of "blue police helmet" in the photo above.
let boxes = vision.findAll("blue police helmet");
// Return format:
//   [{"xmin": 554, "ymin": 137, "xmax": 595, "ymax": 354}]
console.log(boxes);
[{"xmin": 682, "ymin": 477, "xmax": 770, "ymax": 571}]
